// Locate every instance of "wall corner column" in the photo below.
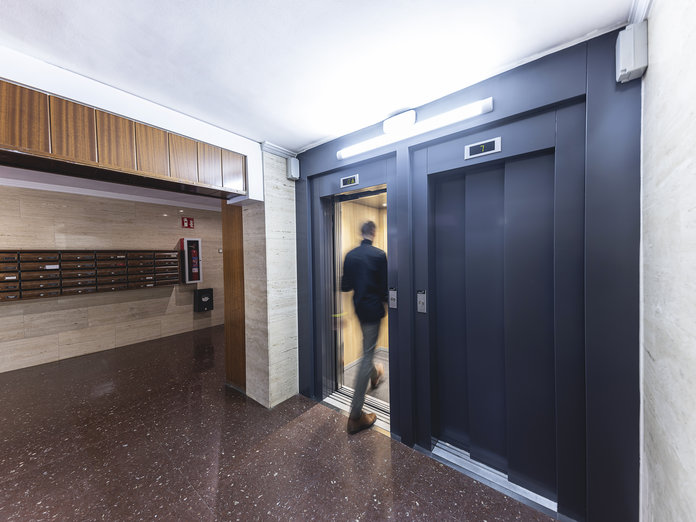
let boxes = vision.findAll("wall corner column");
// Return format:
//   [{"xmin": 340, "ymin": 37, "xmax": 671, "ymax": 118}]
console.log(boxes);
[{"xmin": 241, "ymin": 151, "xmax": 299, "ymax": 408}]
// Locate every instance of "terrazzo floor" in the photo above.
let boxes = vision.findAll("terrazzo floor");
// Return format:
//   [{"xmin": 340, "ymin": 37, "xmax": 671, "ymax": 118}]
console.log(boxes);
[{"xmin": 0, "ymin": 325, "xmax": 553, "ymax": 521}]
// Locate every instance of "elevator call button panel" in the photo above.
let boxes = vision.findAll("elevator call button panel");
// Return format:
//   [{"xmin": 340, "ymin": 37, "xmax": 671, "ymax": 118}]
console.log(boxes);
[
  {"xmin": 417, "ymin": 290, "xmax": 427, "ymax": 314},
  {"xmin": 389, "ymin": 289, "xmax": 397, "ymax": 309}
]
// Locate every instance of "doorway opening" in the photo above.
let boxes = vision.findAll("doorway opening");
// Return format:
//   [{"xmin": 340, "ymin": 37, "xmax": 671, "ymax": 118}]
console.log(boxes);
[{"xmin": 323, "ymin": 187, "xmax": 390, "ymax": 430}]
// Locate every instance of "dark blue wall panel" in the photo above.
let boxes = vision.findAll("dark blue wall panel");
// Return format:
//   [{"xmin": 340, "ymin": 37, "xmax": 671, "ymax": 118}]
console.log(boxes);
[
  {"xmin": 554, "ymin": 103, "xmax": 587, "ymax": 520},
  {"xmin": 585, "ymin": 33, "xmax": 641, "ymax": 522},
  {"xmin": 295, "ymin": 175, "xmax": 314, "ymax": 397}
]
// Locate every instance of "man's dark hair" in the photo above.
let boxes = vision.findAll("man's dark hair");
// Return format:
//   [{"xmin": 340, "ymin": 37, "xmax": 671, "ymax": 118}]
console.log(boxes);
[{"xmin": 361, "ymin": 221, "xmax": 376, "ymax": 237}]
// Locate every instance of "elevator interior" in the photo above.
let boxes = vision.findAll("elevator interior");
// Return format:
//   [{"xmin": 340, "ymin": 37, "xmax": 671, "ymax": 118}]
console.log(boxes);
[{"xmin": 334, "ymin": 189, "xmax": 389, "ymax": 408}]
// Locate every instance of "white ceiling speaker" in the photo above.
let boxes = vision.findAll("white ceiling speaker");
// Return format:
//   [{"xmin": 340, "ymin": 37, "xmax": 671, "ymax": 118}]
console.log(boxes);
[{"xmin": 616, "ymin": 21, "xmax": 648, "ymax": 83}]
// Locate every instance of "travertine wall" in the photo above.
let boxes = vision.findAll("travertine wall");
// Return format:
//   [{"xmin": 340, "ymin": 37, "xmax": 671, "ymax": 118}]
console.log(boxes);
[
  {"xmin": 243, "ymin": 152, "xmax": 298, "ymax": 408},
  {"xmin": 242, "ymin": 199, "xmax": 269, "ymax": 403},
  {"xmin": 642, "ymin": 0, "xmax": 696, "ymax": 519},
  {"xmin": 0, "ymin": 184, "xmax": 224, "ymax": 373}
]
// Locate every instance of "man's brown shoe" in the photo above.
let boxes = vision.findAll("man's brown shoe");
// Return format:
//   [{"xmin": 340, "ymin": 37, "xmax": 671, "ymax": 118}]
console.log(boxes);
[
  {"xmin": 370, "ymin": 363, "xmax": 385, "ymax": 390},
  {"xmin": 347, "ymin": 412, "xmax": 377, "ymax": 434}
]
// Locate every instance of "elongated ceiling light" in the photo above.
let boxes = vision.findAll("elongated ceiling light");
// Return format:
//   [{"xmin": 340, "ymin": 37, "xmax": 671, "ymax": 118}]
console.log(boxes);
[{"xmin": 336, "ymin": 97, "xmax": 493, "ymax": 160}]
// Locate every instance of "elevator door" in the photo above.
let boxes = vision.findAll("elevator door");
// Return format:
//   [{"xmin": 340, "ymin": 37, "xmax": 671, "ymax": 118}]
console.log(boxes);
[
  {"xmin": 334, "ymin": 190, "xmax": 389, "ymax": 405},
  {"xmin": 432, "ymin": 152, "xmax": 558, "ymax": 500}
]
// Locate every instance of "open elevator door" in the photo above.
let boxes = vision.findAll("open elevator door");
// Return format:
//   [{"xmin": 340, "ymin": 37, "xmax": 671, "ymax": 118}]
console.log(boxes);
[{"xmin": 323, "ymin": 187, "xmax": 391, "ymax": 429}]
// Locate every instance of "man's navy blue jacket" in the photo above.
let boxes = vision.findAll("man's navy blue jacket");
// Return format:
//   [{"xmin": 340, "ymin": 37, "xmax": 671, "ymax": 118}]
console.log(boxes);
[{"xmin": 341, "ymin": 239, "xmax": 388, "ymax": 323}]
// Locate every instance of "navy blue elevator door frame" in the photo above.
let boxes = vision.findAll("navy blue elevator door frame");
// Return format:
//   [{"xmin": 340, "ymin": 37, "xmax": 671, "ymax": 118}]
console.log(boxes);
[{"xmin": 308, "ymin": 156, "xmax": 397, "ymax": 408}]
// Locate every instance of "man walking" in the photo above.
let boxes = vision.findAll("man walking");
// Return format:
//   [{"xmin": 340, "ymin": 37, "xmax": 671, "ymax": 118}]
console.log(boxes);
[{"xmin": 341, "ymin": 220, "xmax": 387, "ymax": 434}]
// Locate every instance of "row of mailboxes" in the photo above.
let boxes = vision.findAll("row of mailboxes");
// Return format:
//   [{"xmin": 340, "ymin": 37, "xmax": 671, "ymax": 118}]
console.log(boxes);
[
  {"xmin": 0, "ymin": 249, "xmax": 181, "ymax": 302},
  {"xmin": 0, "ymin": 241, "xmax": 212, "ymax": 312}
]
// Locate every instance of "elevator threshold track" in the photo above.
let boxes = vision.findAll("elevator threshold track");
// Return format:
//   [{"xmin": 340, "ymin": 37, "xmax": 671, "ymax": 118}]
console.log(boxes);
[
  {"xmin": 323, "ymin": 386, "xmax": 390, "ymax": 433},
  {"xmin": 429, "ymin": 439, "xmax": 559, "ymax": 517}
]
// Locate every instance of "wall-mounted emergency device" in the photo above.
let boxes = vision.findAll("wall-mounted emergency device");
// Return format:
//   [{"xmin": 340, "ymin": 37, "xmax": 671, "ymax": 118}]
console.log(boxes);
[
  {"xmin": 616, "ymin": 20, "xmax": 648, "ymax": 83},
  {"xmin": 180, "ymin": 238, "xmax": 202, "ymax": 284},
  {"xmin": 193, "ymin": 288, "xmax": 214, "ymax": 312}
]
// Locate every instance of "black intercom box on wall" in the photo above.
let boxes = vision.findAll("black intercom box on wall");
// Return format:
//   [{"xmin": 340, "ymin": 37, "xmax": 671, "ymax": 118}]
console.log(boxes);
[{"xmin": 193, "ymin": 288, "xmax": 214, "ymax": 313}]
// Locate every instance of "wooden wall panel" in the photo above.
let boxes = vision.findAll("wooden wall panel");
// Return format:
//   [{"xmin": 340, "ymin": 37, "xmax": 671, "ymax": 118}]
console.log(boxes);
[
  {"xmin": 339, "ymin": 201, "xmax": 388, "ymax": 367},
  {"xmin": 222, "ymin": 200, "xmax": 245, "ymax": 390},
  {"xmin": 222, "ymin": 149, "xmax": 246, "ymax": 192},
  {"xmin": 0, "ymin": 81, "xmax": 50, "ymax": 154},
  {"xmin": 168, "ymin": 133, "xmax": 198, "ymax": 183},
  {"xmin": 96, "ymin": 110, "xmax": 136, "ymax": 171},
  {"xmin": 49, "ymin": 96, "xmax": 97, "ymax": 163},
  {"xmin": 134, "ymin": 123, "xmax": 169, "ymax": 177},
  {"xmin": 0, "ymin": 81, "xmax": 246, "ymax": 195},
  {"xmin": 198, "ymin": 142, "xmax": 222, "ymax": 186}
]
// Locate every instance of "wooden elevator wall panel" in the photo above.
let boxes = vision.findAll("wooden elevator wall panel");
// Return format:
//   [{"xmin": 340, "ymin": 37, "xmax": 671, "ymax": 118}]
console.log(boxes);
[
  {"xmin": 222, "ymin": 201, "xmax": 245, "ymax": 390},
  {"xmin": 96, "ymin": 110, "xmax": 136, "ymax": 171},
  {"xmin": 134, "ymin": 122, "xmax": 170, "ymax": 177},
  {"xmin": 168, "ymin": 133, "xmax": 198, "ymax": 183},
  {"xmin": 222, "ymin": 149, "xmax": 246, "ymax": 192},
  {"xmin": 198, "ymin": 142, "xmax": 222, "ymax": 187},
  {"xmin": 0, "ymin": 81, "xmax": 50, "ymax": 154},
  {"xmin": 49, "ymin": 96, "xmax": 97, "ymax": 163},
  {"xmin": 339, "ymin": 201, "xmax": 388, "ymax": 367}
]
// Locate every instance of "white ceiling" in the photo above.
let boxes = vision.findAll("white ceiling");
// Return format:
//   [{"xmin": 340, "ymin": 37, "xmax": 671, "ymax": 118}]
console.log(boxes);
[{"xmin": 0, "ymin": 1, "xmax": 639, "ymax": 153}]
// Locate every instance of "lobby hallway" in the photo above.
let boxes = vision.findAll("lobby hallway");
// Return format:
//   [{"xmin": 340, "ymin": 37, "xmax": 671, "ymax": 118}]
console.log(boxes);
[{"xmin": 0, "ymin": 325, "xmax": 551, "ymax": 521}]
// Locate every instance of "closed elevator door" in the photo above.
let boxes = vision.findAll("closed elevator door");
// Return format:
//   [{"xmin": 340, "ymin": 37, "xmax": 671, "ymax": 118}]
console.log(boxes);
[{"xmin": 432, "ymin": 152, "xmax": 557, "ymax": 500}]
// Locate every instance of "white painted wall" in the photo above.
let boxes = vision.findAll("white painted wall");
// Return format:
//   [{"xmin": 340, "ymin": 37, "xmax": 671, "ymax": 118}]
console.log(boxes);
[
  {"xmin": 0, "ymin": 45, "xmax": 263, "ymax": 201},
  {"xmin": 642, "ymin": 0, "xmax": 696, "ymax": 519}
]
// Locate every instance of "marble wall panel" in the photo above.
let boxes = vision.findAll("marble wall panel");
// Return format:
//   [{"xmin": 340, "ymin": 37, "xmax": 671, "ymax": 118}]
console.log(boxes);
[
  {"xmin": 263, "ymin": 153, "xmax": 298, "ymax": 405},
  {"xmin": 0, "ymin": 182, "xmax": 224, "ymax": 373},
  {"xmin": 0, "ymin": 334, "xmax": 60, "ymax": 373},
  {"xmin": 23, "ymin": 308, "xmax": 89, "ymax": 338},
  {"xmin": 0, "ymin": 191, "xmax": 20, "ymax": 218},
  {"xmin": 0, "ymin": 217, "xmax": 56, "ymax": 247},
  {"xmin": 240, "ymin": 151, "xmax": 299, "ymax": 407},
  {"xmin": 87, "ymin": 294, "xmax": 172, "ymax": 327},
  {"xmin": 642, "ymin": 0, "xmax": 696, "ymax": 519},
  {"xmin": 114, "ymin": 318, "xmax": 163, "ymax": 346},
  {"xmin": 0, "ymin": 313, "xmax": 25, "ymax": 343},
  {"xmin": 58, "ymin": 325, "xmax": 116, "ymax": 360},
  {"xmin": 160, "ymin": 311, "xmax": 195, "ymax": 337},
  {"xmin": 243, "ymin": 200, "xmax": 270, "ymax": 406}
]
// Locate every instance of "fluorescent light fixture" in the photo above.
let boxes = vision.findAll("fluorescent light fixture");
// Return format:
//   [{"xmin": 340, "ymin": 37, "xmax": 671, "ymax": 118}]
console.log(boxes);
[
  {"xmin": 383, "ymin": 110, "xmax": 415, "ymax": 134},
  {"xmin": 337, "ymin": 97, "xmax": 493, "ymax": 160}
]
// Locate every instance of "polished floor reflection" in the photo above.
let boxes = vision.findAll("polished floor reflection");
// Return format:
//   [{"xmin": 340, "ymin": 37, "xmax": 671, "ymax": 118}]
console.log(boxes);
[{"xmin": 0, "ymin": 326, "xmax": 552, "ymax": 520}]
